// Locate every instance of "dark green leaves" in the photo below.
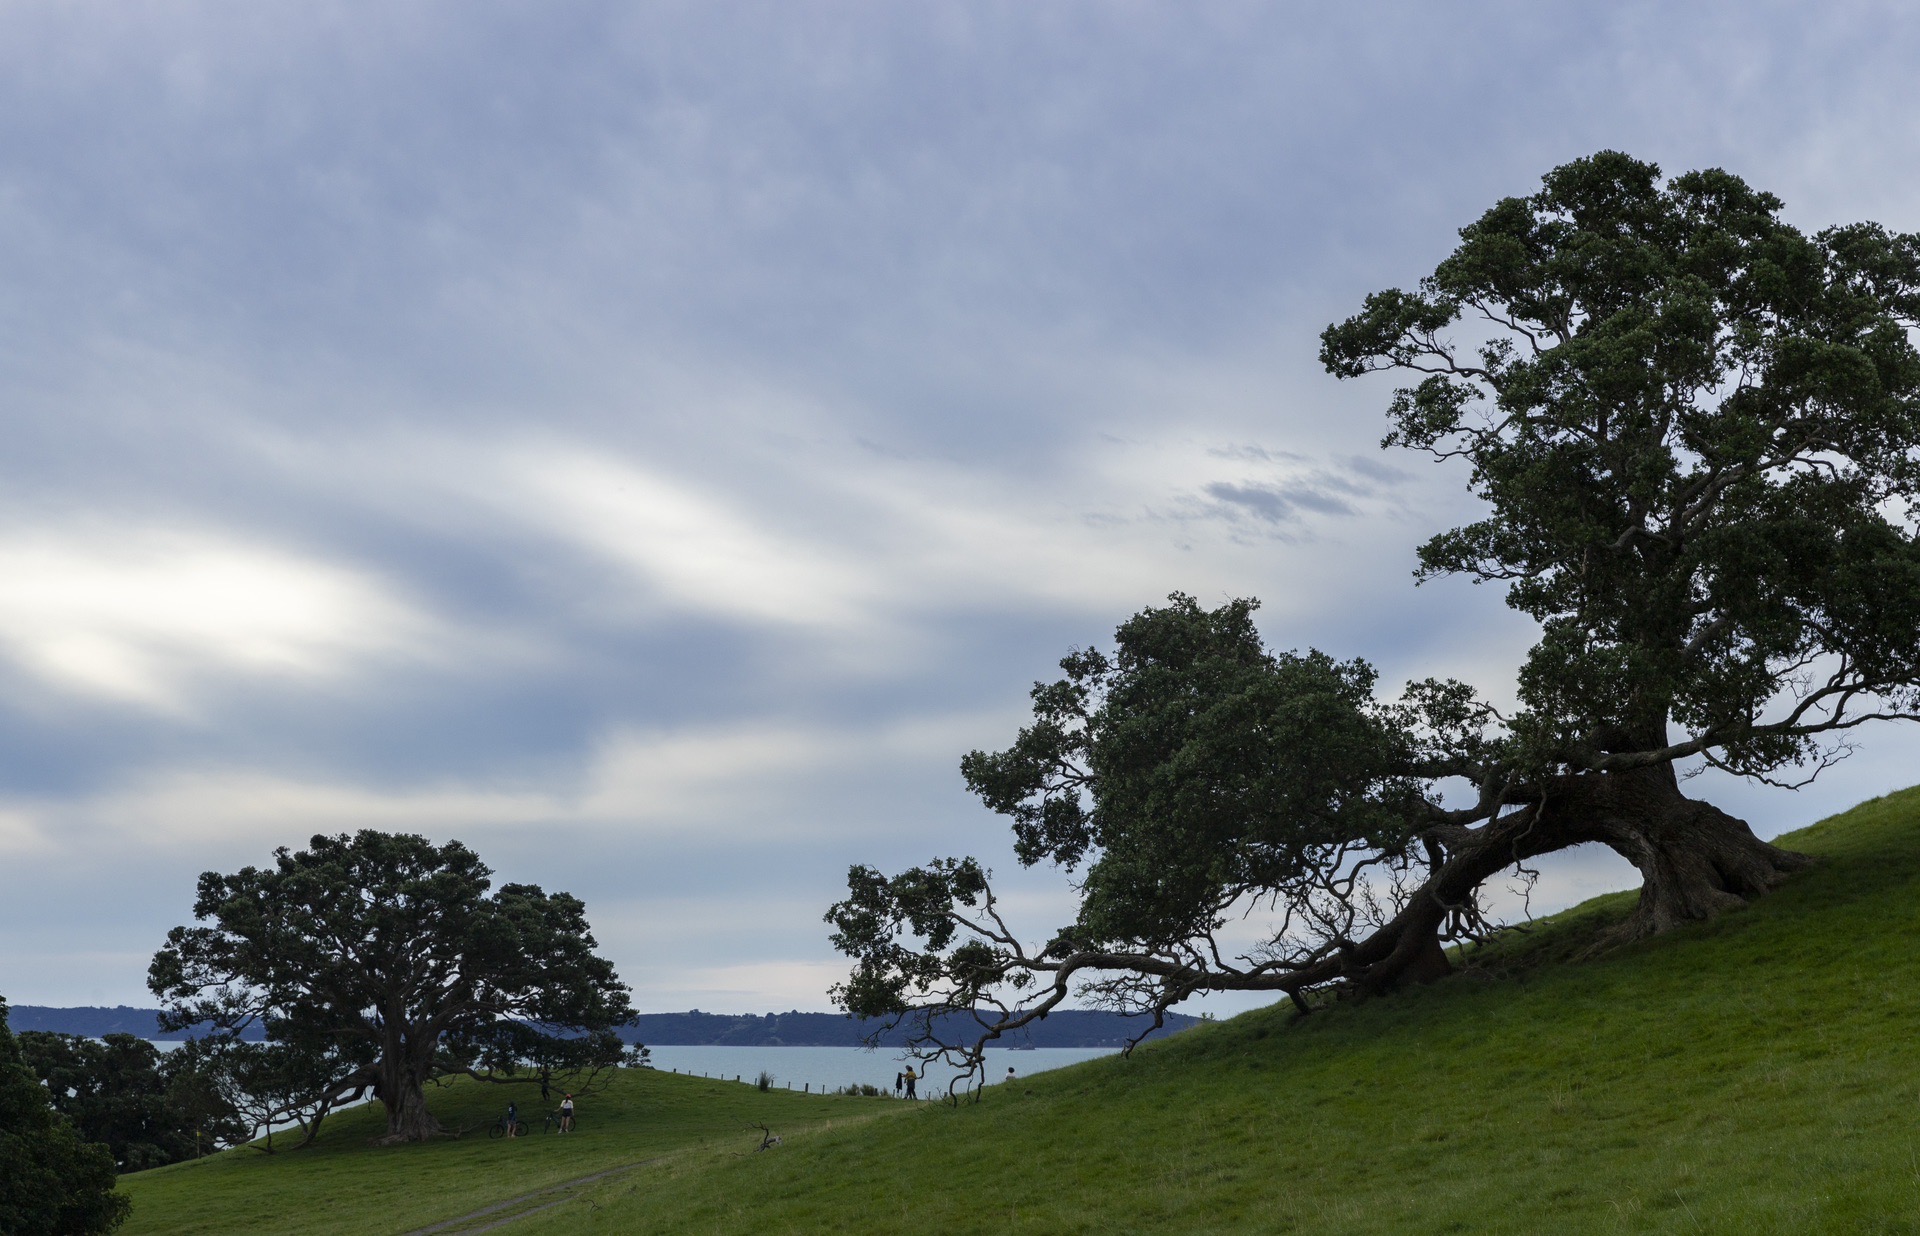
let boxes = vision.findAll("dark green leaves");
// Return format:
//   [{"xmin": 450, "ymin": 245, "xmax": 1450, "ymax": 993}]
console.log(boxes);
[
  {"xmin": 1327, "ymin": 150, "xmax": 1920, "ymax": 770},
  {"xmin": 0, "ymin": 1001, "xmax": 129, "ymax": 1234},
  {"xmin": 960, "ymin": 595, "xmax": 1423, "ymax": 950},
  {"xmin": 15, "ymin": 1032, "xmax": 244, "ymax": 1172},
  {"xmin": 826, "ymin": 857, "xmax": 996, "ymax": 1020},
  {"xmin": 147, "ymin": 831, "xmax": 635, "ymax": 1136}
]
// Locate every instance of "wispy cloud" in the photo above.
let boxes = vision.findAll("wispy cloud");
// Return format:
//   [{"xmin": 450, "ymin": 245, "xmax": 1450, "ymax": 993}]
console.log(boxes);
[
  {"xmin": 4, "ymin": 2, "xmax": 1920, "ymax": 1012},
  {"xmin": 0, "ymin": 525, "xmax": 438, "ymax": 713}
]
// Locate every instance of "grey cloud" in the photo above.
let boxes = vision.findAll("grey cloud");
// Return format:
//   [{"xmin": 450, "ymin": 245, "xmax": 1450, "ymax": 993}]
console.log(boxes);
[
  {"xmin": 1204, "ymin": 480, "xmax": 1354, "ymax": 524},
  {"xmin": 5, "ymin": 2, "xmax": 1920, "ymax": 1014},
  {"xmin": 1208, "ymin": 444, "xmax": 1310, "ymax": 464},
  {"xmin": 1341, "ymin": 455, "xmax": 1416, "ymax": 485}
]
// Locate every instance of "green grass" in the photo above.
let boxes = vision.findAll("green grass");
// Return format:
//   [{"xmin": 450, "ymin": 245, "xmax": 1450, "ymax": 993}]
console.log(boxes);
[
  {"xmin": 115, "ymin": 1068, "xmax": 891, "ymax": 1234},
  {"xmin": 121, "ymin": 788, "xmax": 1920, "ymax": 1233}
]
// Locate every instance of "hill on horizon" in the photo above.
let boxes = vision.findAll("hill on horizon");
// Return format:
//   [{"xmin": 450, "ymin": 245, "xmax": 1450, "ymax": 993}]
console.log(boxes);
[{"xmin": 8, "ymin": 1004, "xmax": 1198, "ymax": 1048}]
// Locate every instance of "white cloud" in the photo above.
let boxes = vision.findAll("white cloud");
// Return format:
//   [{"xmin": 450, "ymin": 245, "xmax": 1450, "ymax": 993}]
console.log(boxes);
[
  {"xmin": 636, "ymin": 960, "xmax": 854, "ymax": 1015},
  {"xmin": 0, "ymin": 525, "xmax": 439, "ymax": 712},
  {"xmin": 0, "ymin": 707, "xmax": 1001, "ymax": 856},
  {"xmin": 453, "ymin": 422, "xmax": 1421, "ymax": 639},
  {"xmin": 506, "ymin": 448, "xmax": 883, "ymax": 630}
]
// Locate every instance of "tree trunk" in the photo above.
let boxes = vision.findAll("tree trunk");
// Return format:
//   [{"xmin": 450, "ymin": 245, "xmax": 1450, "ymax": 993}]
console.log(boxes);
[
  {"xmin": 1559, "ymin": 762, "xmax": 1814, "ymax": 941},
  {"xmin": 1346, "ymin": 807, "xmax": 1563, "ymax": 997},
  {"xmin": 1343, "ymin": 760, "xmax": 1809, "ymax": 997},
  {"xmin": 379, "ymin": 1066, "xmax": 443, "ymax": 1143}
]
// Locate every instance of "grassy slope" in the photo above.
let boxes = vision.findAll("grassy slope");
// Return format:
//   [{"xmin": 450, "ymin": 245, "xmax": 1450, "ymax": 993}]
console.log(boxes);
[
  {"xmin": 522, "ymin": 788, "xmax": 1920, "ymax": 1235},
  {"xmin": 115, "ymin": 1068, "xmax": 891, "ymax": 1235},
  {"xmin": 120, "ymin": 788, "xmax": 1920, "ymax": 1234}
]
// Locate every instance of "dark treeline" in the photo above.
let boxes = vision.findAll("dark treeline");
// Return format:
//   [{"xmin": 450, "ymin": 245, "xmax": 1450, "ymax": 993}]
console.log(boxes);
[{"xmin": 18, "ymin": 1006, "xmax": 1199, "ymax": 1047}]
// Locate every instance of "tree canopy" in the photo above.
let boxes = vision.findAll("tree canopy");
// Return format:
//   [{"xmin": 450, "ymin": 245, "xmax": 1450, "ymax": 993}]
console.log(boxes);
[
  {"xmin": 0, "ymin": 999, "xmax": 129, "ymax": 1235},
  {"xmin": 827, "ymin": 152, "xmax": 1920, "ymax": 1084},
  {"xmin": 148, "ymin": 830, "xmax": 637, "ymax": 1143},
  {"xmin": 1320, "ymin": 149, "xmax": 1920, "ymax": 783}
]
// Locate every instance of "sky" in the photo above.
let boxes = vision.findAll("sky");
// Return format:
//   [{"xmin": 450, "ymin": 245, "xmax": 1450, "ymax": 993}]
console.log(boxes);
[{"xmin": 3, "ymin": 1, "xmax": 1920, "ymax": 1017}]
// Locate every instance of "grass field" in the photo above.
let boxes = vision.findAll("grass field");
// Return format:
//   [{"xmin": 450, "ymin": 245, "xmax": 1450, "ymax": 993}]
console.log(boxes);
[
  {"xmin": 122, "ymin": 787, "xmax": 1920, "ymax": 1233},
  {"xmin": 115, "ymin": 1066, "xmax": 892, "ymax": 1234}
]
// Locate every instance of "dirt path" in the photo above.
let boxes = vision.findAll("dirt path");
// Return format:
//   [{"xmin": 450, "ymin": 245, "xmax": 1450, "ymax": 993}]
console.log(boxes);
[{"xmin": 400, "ymin": 1158, "xmax": 662, "ymax": 1235}]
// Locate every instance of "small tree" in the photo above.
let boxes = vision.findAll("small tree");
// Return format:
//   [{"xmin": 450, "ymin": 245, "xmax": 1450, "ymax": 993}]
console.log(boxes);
[
  {"xmin": 164, "ymin": 1038, "xmax": 357, "ymax": 1154},
  {"xmin": 0, "ymin": 1000, "xmax": 129, "ymax": 1235},
  {"xmin": 17, "ymin": 1032, "xmax": 246, "ymax": 1170},
  {"xmin": 149, "ymin": 831, "xmax": 636, "ymax": 1143},
  {"xmin": 827, "ymin": 153, "xmax": 1920, "ymax": 1074}
]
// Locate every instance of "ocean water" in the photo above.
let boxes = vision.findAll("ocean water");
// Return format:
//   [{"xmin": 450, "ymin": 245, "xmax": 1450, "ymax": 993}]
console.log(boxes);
[
  {"xmin": 152, "ymin": 1042, "xmax": 1118, "ymax": 1102},
  {"xmin": 646, "ymin": 1044, "xmax": 1117, "ymax": 1098}
]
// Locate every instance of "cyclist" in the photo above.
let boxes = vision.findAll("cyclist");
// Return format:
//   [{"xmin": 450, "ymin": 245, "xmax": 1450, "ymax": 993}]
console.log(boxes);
[
  {"xmin": 505, "ymin": 1100, "xmax": 520, "ymax": 1138},
  {"xmin": 560, "ymin": 1093, "xmax": 576, "ymax": 1133}
]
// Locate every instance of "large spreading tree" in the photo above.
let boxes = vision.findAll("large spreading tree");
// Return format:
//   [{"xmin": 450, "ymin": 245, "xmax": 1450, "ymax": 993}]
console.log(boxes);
[
  {"xmin": 827, "ymin": 152, "xmax": 1920, "ymax": 1080},
  {"xmin": 149, "ymin": 830, "xmax": 637, "ymax": 1143}
]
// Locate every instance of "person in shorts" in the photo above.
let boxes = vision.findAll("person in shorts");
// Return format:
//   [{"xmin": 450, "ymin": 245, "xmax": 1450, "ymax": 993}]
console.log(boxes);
[
  {"xmin": 560, "ymin": 1093, "xmax": 576, "ymax": 1133},
  {"xmin": 505, "ymin": 1100, "xmax": 520, "ymax": 1138}
]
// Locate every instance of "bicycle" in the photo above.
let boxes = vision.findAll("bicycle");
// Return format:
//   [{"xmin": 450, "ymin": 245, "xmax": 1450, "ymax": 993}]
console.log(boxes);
[
  {"xmin": 541, "ymin": 1111, "xmax": 578, "ymax": 1134},
  {"xmin": 487, "ymin": 1117, "xmax": 528, "ymax": 1139}
]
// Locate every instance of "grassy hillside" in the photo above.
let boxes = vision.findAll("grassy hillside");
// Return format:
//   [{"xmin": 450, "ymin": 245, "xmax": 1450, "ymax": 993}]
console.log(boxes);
[
  {"xmin": 121, "ymin": 788, "xmax": 1920, "ymax": 1233},
  {"xmin": 115, "ymin": 1068, "xmax": 891, "ymax": 1234}
]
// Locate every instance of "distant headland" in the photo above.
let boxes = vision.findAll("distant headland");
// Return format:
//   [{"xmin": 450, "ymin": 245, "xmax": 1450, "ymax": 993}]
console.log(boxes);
[{"xmin": 10, "ymin": 1005, "xmax": 1200, "ymax": 1048}]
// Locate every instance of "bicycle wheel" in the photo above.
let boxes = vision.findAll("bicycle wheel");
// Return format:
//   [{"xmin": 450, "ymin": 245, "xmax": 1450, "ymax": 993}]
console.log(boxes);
[
  {"xmin": 542, "ymin": 1117, "xmax": 558, "ymax": 1134},
  {"xmin": 487, "ymin": 1121, "xmax": 505, "ymax": 1140},
  {"xmin": 511, "ymin": 1121, "xmax": 527, "ymax": 1137}
]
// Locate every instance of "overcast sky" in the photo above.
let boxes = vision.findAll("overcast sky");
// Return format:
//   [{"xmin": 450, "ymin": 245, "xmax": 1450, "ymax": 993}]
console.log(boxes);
[{"xmin": 3, "ymin": 1, "xmax": 1919, "ymax": 1016}]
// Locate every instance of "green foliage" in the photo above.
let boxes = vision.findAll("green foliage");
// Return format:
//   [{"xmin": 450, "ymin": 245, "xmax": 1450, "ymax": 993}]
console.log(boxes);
[
  {"xmin": 828, "ymin": 594, "xmax": 1508, "ymax": 1049},
  {"xmin": 964, "ymin": 593, "xmax": 1422, "ymax": 950},
  {"xmin": 16, "ymin": 1032, "xmax": 246, "ymax": 1171},
  {"xmin": 0, "ymin": 1000, "xmax": 129, "ymax": 1235},
  {"xmin": 147, "ymin": 830, "xmax": 636, "ymax": 1140},
  {"xmin": 168, "ymin": 1037, "xmax": 362, "ymax": 1153},
  {"xmin": 1322, "ymin": 150, "xmax": 1920, "ymax": 775}
]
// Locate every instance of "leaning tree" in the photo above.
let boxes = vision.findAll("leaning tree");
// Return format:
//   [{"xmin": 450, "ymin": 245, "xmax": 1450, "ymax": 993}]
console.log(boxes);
[
  {"xmin": 827, "ymin": 151, "xmax": 1920, "ymax": 1082},
  {"xmin": 149, "ymin": 830, "xmax": 638, "ymax": 1143}
]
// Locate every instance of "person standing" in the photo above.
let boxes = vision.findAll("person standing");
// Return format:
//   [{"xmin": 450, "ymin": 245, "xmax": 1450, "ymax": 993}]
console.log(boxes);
[
  {"xmin": 505, "ymin": 1100, "xmax": 520, "ymax": 1138},
  {"xmin": 903, "ymin": 1066, "xmax": 918, "ymax": 1099},
  {"xmin": 894, "ymin": 1071, "xmax": 904, "ymax": 1097},
  {"xmin": 560, "ymin": 1093, "xmax": 576, "ymax": 1133}
]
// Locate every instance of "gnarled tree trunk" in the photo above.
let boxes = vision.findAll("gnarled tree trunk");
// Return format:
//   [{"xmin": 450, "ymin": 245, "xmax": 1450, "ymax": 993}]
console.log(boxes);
[
  {"xmin": 1557, "ymin": 762, "xmax": 1814, "ymax": 941},
  {"xmin": 378, "ymin": 1053, "xmax": 443, "ymax": 1143},
  {"xmin": 1345, "ymin": 762, "xmax": 1810, "ymax": 997}
]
